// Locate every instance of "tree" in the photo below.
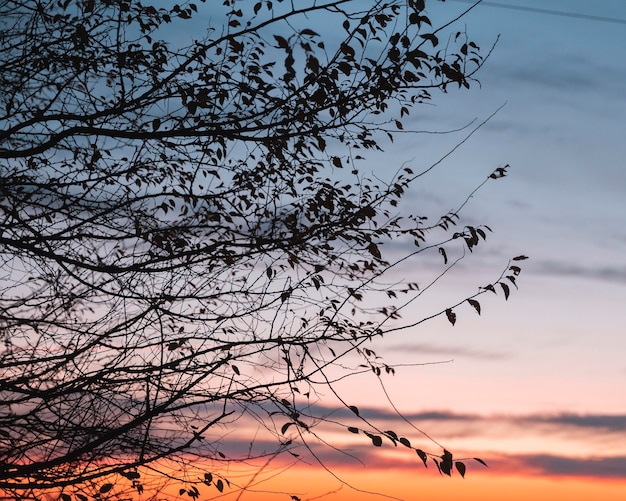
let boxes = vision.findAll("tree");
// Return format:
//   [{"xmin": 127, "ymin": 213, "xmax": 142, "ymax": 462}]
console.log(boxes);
[{"xmin": 0, "ymin": 0, "xmax": 524, "ymax": 499}]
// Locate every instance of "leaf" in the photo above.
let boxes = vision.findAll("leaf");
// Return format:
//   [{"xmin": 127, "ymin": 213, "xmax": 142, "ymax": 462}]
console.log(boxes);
[
  {"xmin": 512, "ymin": 255, "xmax": 528, "ymax": 261},
  {"xmin": 232, "ymin": 364, "xmax": 240, "ymax": 375},
  {"xmin": 420, "ymin": 33, "xmax": 439, "ymax": 46},
  {"xmin": 440, "ymin": 449, "xmax": 453, "ymax": 476},
  {"xmin": 61, "ymin": 494, "xmax": 72, "ymax": 501},
  {"xmin": 347, "ymin": 426, "xmax": 359, "ymax": 434},
  {"xmin": 438, "ymin": 247, "xmax": 447, "ymax": 264},
  {"xmin": 467, "ymin": 299, "xmax": 481, "ymax": 315},
  {"xmin": 332, "ymin": 156, "xmax": 342, "ymax": 168},
  {"xmin": 273, "ymin": 35, "xmax": 288, "ymax": 49},
  {"xmin": 455, "ymin": 461, "xmax": 466, "ymax": 478},
  {"xmin": 371, "ymin": 435, "xmax": 382, "ymax": 447},
  {"xmin": 474, "ymin": 457, "xmax": 489, "ymax": 467},
  {"xmin": 338, "ymin": 61, "xmax": 352, "ymax": 76},
  {"xmin": 348, "ymin": 405, "xmax": 360, "ymax": 416},
  {"xmin": 445, "ymin": 308, "xmax": 456, "ymax": 326},
  {"xmin": 385, "ymin": 430, "xmax": 398, "ymax": 441},
  {"xmin": 281, "ymin": 422, "xmax": 293, "ymax": 434},
  {"xmin": 399, "ymin": 437, "xmax": 411, "ymax": 448},
  {"xmin": 216, "ymin": 479, "xmax": 224, "ymax": 493},
  {"xmin": 416, "ymin": 449, "xmax": 428, "ymax": 467},
  {"xmin": 500, "ymin": 282, "xmax": 510, "ymax": 300},
  {"xmin": 99, "ymin": 484, "xmax": 113, "ymax": 494},
  {"xmin": 367, "ymin": 242, "xmax": 381, "ymax": 259},
  {"xmin": 204, "ymin": 472, "xmax": 213, "ymax": 485}
]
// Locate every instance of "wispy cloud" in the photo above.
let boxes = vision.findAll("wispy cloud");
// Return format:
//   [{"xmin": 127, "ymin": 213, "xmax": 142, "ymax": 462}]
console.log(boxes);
[
  {"xmin": 532, "ymin": 260, "xmax": 626, "ymax": 285},
  {"xmin": 507, "ymin": 453, "xmax": 626, "ymax": 479},
  {"xmin": 175, "ymin": 404, "xmax": 626, "ymax": 481},
  {"xmin": 386, "ymin": 342, "xmax": 510, "ymax": 360},
  {"xmin": 528, "ymin": 413, "xmax": 626, "ymax": 433}
]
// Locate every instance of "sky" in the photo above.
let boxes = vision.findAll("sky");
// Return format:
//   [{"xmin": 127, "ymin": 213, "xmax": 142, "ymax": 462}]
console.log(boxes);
[
  {"xmin": 6, "ymin": 1, "xmax": 622, "ymax": 500},
  {"xmin": 219, "ymin": 1, "xmax": 626, "ymax": 499},
  {"xmin": 131, "ymin": 1, "xmax": 626, "ymax": 499}
]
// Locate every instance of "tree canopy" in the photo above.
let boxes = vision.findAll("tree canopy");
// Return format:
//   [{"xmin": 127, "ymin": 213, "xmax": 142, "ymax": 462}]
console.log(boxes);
[{"xmin": 0, "ymin": 0, "xmax": 524, "ymax": 499}]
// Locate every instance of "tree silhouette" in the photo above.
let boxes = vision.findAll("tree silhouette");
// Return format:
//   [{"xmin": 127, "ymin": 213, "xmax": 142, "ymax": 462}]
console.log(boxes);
[{"xmin": 0, "ymin": 0, "xmax": 524, "ymax": 499}]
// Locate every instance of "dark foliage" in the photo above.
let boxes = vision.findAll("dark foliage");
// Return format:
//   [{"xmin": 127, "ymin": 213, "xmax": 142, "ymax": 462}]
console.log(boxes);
[{"xmin": 0, "ymin": 0, "xmax": 522, "ymax": 499}]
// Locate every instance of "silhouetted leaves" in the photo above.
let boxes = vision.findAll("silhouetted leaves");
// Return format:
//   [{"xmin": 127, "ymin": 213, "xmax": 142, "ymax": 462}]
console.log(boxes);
[
  {"xmin": 489, "ymin": 164, "xmax": 509, "ymax": 179},
  {"xmin": 440, "ymin": 449, "xmax": 453, "ymax": 476},
  {"xmin": 99, "ymin": 484, "xmax": 113, "ymax": 494},
  {"xmin": 274, "ymin": 35, "xmax": 288, "ymax": 49},
  {"xmin": 420, "ymin": 33, "xmax": 439, "ymax": 47},
  {"xmin": 439, "ymin": 247, "xmax": 448, "ymax": 264},
  {"xmin": 385, "ymin": 430, "xmax": 398, "ymax": 444},
  {"xmin": 455, "ymin": 461, "xmax": 466, "ymax": 478},
  {"xmin": 445, "ymin": 308, "xmax": 456, "ymax": 326},
  {"xmin": 467, "ymin": 298, "xmax": 481, "ymax": 315},
  {"xmin": 474, "ymin": 457, "xmax": 489, "ymax": 468},
  {"xmin": 0, "ymin": 0, "xmax": 512, "ymax": 494},
  {"xmin": 416, "ymin": 449, "xmax": 428, "ymax": 467}
]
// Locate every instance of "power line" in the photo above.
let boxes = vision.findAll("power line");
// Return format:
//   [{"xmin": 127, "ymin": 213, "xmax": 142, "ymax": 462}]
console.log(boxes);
[{"xmin": 447, "ymin": 0, "xmax": 626, "ymax": 25}]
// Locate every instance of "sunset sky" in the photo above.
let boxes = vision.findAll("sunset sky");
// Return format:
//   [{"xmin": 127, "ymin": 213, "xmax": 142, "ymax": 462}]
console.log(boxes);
[
  {"xmin": 228, "ymin": 1, "xmax": 626, "ymax": 499},
  {"xmin": 5, "ymin": 1, "xmax": 623, "ymax": 500}
]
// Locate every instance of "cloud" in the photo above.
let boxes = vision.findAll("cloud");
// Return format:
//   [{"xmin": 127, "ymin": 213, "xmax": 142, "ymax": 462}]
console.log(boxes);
[
  {"xmin": 386, "ymin": 342, "xmax": 510, "ymax": 361},
  {"xmin": 532, "ymin": 260, "xmax": 626, "ymax": 285},
  {"xmin": 167, "ymin": 403, "xmax": 626, "ymax": 481},
  {"xmin": 291, "ymin": 403, "xmax": 626, "ymax": 436},
  {"xmin": 528, "ymin": 413, "xmax": 626, "ymax": 433},
  {"xmin": 496, "ymin": 453, "xmax": 626, "ymax": 479}
]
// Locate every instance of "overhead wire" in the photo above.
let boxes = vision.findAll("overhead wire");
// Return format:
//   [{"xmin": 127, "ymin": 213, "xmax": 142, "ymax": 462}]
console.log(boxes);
[{"xmin": 446, "ymin": 0, "xmax": 626, "ymax": 25}]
